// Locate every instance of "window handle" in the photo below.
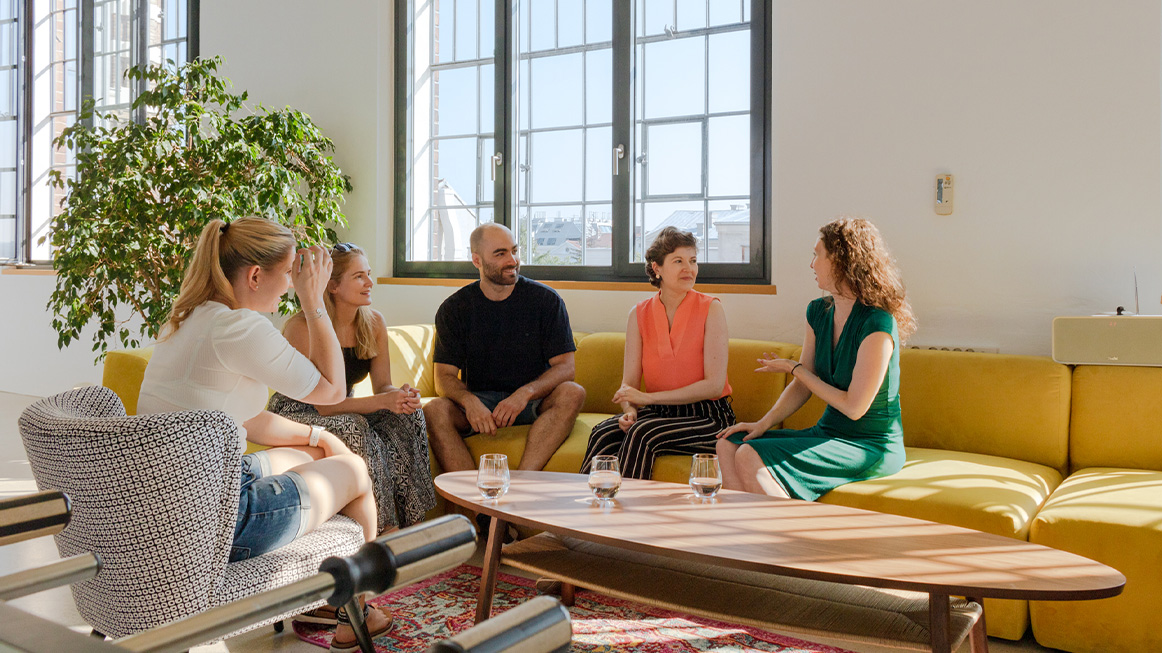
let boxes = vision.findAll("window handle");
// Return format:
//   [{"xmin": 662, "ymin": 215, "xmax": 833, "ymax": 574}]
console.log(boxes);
[
  {"xmin": 491, "ymin": 152, "xmax": 503, "ymax": 181},
  {"xmin": 614, "ymin": 144, "xmax": 625, "ymax": 175}
]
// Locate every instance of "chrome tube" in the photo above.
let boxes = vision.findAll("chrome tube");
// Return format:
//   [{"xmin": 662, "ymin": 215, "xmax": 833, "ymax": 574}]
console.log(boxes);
[
  {"xmin": 115, "ymin": 574, "xmax": 335, "ymax": 653},
  {"xmin": 428, "ymin": 596, "xmax": 571, "ymax": 653},
  {"xmin": 0, "ymin": 490, "xmax": 70, "ymax": 547},
  {"xmin": 0, "ymin": 553, "xmax": 100, "ymax": 600}
]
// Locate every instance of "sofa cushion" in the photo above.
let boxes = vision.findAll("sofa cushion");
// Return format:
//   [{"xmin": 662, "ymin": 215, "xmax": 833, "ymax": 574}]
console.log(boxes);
[
  {"xmin": 1069, "ymin": 365, "xmax": 1162, "ymax": 472},
  {"xmin": 462, "ymin": 413, "xmax": 608, "ymax": 473},
  {"xmin": 101, "ymin": 347, "xmax": 155, "ymax": 415},
  {"xmin": 819, "ymin": 447, "xmax": 1062, "ymax": 541},
  {"xmin": 1029, "ymin": 468, "xmax": 1159, "ymax": 652},
  {"xmin": 575, "ymin": 333, "xmax": 626, "ymax": 415}
]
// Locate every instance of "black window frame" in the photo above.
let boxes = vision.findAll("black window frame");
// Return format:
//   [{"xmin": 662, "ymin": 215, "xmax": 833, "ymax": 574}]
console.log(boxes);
[
  {"xmin": 393, "ymin": 0, "xmax": 772, "ymax": 284},
  {"xmin": 2, "ymin": 0, "xmax": 199, "ymax": 265}
]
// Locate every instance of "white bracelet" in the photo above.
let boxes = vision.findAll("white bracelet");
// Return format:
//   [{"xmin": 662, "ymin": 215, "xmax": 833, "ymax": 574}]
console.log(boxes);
[{"xmin": 308, "ymin": 425, "xmax": 323, "ymax": 448}]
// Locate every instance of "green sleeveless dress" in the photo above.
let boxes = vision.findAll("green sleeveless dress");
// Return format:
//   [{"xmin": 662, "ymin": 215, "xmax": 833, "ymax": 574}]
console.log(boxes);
[{"xmin": 728, "ymin": 297, "xmax": 905, "ymax": 500}]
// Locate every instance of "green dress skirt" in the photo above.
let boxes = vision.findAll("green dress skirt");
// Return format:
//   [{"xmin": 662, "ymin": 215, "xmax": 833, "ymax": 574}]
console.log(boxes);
[{"xmin": 728, "ymin": 298, "xmax": 905, "ymax": 500}]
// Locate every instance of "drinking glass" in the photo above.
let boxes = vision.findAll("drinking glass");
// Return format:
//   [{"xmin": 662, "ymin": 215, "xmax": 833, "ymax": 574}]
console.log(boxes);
[
  {"xmin": 587, "ymin": 455, "xmax": 622, "ymax": 505},
  {"xmin": 689, "ymin": 453, "xmax": 723, "ymax": 500},
  {"xmin": 477, "ymin": 453, "xmax": 510, "ymax": 501}
]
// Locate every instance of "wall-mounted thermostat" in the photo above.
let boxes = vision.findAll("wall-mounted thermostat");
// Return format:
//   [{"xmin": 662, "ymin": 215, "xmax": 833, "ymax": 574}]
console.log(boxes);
[{"xmin": 936, "ymin": 174, "xmax": 954, "ymax": 215}]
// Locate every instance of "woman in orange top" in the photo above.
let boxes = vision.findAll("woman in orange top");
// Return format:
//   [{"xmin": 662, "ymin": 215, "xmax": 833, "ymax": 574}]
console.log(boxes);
[{"xmin": 580, "ymin": 227, "xmax": 734, "ymax": 479}]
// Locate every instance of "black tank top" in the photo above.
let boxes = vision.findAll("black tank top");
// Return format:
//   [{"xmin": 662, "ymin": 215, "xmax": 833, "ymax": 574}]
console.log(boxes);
[{"xmin": 343, "ymin": 347, "xmax": 373, "ymax": 396}]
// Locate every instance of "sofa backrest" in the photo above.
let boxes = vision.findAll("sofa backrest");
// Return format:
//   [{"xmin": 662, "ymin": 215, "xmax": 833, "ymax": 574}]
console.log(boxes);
[
  {"xmin": 1070, "ymin": 365, "xmax": 1162, "ymax": 472},
  {"xmin": 102, "ymin": 347, "xmax": 155, "ymax": 415},
  {"xmin": 573, "ymin": 332, "xmax": 798, "ymax": 422},
  {"xmin": 385, "ymin": 324, "xmax": 438, "ymax": 397},
  {"xmin": 783, "ymin": 348, "xmax": 1072, "ymax": 473},
  {"xmin": 898, "ymin": 349, "xmax": 1071, "ymax": 472}
]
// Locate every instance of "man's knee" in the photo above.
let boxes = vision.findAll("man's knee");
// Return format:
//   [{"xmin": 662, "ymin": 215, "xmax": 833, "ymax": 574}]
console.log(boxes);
[
  {"xmin": 423, "ymin": 397, "xmax": 458, "ymax": 429},
  {"xmin": 547, "ymin": 381, "xmax": 586, "ymax": 414}
]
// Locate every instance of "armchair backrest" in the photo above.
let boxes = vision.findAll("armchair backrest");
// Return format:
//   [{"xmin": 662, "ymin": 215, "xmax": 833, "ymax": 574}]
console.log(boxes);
[{"xmin": 18, "ymin": 386, "xmax": 243, "ymax": 637}]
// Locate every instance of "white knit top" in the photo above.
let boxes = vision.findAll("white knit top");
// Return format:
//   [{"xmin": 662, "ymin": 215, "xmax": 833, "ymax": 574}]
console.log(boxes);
[{"xmin": 138, "ymin": 301, "xmax": 321, "ymax": 441}]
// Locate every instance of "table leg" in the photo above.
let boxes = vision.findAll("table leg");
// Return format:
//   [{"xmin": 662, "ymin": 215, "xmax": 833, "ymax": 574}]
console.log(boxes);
[
  {"xmin": 966, "ymin": 595, "xmax": 988, "ymax": 653},
  {"xmin": 929, "ymin": 592, "xmax": 951, "ymax": 653},
  {"xmin": 560, "ymin": 582, "xmax": 575, "ymax": 607},
  {"xmin": 474, "ymin": 516, "xmax": 506, "ymax": 624}
]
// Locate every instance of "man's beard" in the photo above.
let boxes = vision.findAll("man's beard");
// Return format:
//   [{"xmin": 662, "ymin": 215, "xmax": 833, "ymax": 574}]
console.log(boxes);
[{"xmin": 483, "ymin": 262, "xmax": 519, "ymax": 285}]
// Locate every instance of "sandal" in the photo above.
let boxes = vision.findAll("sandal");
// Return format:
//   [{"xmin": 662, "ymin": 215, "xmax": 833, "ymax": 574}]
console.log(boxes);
[
  {"xmin": 329, "ymin": 604, "xmax": 393, "ymax": 652},
  {"xmin": 293, "ymin": 604, "xmax": 339, "ymax": 626}
]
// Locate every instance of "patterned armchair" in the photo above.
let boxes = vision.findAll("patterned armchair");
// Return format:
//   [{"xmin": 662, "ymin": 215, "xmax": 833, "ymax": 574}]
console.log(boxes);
[{"xmin": 18, "ymin": 386, "xmax": 364, "ymax": 640}]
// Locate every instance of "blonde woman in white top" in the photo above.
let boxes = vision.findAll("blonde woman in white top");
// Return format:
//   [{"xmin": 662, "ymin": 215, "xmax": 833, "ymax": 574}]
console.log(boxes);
[{"xmin": 138, "ymin": 217, "xmax": 392, "ymax": 646}]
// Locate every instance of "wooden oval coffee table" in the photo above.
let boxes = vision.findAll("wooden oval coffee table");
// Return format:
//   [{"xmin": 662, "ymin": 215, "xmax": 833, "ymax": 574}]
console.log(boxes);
[{"xmin": 436, "ymin": 471, "xmax": 1124, "ymax": 652}]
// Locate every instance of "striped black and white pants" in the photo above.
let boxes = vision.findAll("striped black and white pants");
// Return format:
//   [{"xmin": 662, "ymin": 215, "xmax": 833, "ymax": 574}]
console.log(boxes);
[{"xmin": 580, "ymin": 397, "xmax": 735, "ymax": 480}]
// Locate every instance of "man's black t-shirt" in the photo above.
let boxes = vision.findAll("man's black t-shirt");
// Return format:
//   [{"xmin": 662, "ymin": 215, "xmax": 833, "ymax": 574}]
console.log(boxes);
[{"xmin": 433, "ymin": 276, "xmax": 576, "ymax": 393}]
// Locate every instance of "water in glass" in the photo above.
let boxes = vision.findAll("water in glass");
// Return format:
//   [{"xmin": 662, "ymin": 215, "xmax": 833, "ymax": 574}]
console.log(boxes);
[
  {"xmin": 477, "ymin": 453, "xmax": 510, "ymax": 500},
  {"xmin": 588, "ymin": 455, "xmax": 621, "ymax": 504},
  {"xmin": 689, "ymin": 453, "xmax": 722, "ymax": 499}
]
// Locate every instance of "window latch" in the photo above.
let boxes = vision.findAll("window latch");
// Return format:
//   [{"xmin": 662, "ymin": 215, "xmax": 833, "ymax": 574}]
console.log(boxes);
[
  {"xmin": 491, "ymin": 152, "xmax": 503, "ymax": 181},
  {"xmin": 614, "ymin": 144, "xmax": 625, "ymax": 175}
]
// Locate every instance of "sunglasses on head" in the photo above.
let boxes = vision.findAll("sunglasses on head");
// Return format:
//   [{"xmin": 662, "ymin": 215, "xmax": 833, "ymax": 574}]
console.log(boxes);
[{"xmin": 332, "ymin": 242, "xmax": 356, "ymax": 253}]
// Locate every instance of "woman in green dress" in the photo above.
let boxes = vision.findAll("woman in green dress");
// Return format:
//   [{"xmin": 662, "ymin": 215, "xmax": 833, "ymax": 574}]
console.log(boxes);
[{"xmin": 716, "ymin": 218, "xmax": 916, "ymax": 499}]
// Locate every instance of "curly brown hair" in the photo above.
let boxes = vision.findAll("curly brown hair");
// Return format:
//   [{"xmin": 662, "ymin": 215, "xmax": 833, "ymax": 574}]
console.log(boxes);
[
  {"xmin": 644, "ymin": 227, "xmax": 698, "ymax": 288},
  {"xmin": 819, "ymin": 218, "xmax": 916, "ymax": 341}
]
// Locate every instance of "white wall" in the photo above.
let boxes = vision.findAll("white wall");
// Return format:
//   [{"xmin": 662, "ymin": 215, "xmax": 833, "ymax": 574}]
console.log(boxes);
[
  {"xmin": 5, "ymin": 0, "xmax": 1160, "ymax": 394},
  {"xmin": 0, "ymin": 274, "xmax": 104, "ymax": 396}
]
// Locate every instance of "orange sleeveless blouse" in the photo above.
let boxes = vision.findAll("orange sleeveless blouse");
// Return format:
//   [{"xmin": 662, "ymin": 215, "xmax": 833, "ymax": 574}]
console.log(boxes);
[{"xmin": 636, "ymin": 290, "xmax": 732, "ymax": 399}]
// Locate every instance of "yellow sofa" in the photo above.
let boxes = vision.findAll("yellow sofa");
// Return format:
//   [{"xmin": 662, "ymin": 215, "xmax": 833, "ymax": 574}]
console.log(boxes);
[{"xmin": 101, "ymin": 326, "xmax": 1155, "ymax": 652}]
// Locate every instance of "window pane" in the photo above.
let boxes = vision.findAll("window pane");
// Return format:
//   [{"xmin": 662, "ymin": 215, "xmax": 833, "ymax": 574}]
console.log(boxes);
[
  {"xmin": 530, "ymin": 53, "xmax": 582, "ymax": 129},
  {"xmin": 0, "ymin": 170, "xmax": 14, "ymax": 213},
  {"xmin": 441, "ymin": 0, "xmax": 455, "ymax": 61},
  {"xmin": 480, "ymin": 0, "xmax": 494, "ymax": 58},
  {"xmin": 558, "ymin": 0, "xmax": 582, "ymax": 48},
  {"xmin": 708, "ymin": 115, "xmax": 748, "ymax": 197},
  {"xmin": 585, "ymin": 48, "xmax": 611, "ymax": 124},
  {"xmin": 480, "ymin": 136, "xmax": 494, "ymax": 203},
  {"xmin": 455, "ymin": 0, "xmax": 477, "ymax": 60},
  {"xmin": 643, "ymin": 36, "xmax": 704, "ymax": 119},
  {"xmin": 435, "ymin": 136, "xmax": 478, "ymax": 205},
  {"xmin": 709, "ymin": 31, "xmax": 748, "ymax": 113},
  {"xmin": 585, "ymin": 126, "xmax": 611, "ymax": 202},
  {"xmin": 433, "ymin": 66, "xmax": 478, "ymax": 136},
  {"xmin": 676, "ymin": 0, "xmax": 705, "ymax": 31},
  {"xmin": 528, "ymin": 205, "xmax": 582, "ymax": 265},
  {"xmin": 586, "ymin": 0, "xmax": 611, "ymax": 43},
  {"xmin": 530, "ymin": 129, "xmax": 582, "ymax": 204},
  {"xmin": 636, "ymin": 200, "xmax": 704, "ymax": 261},
  {"xmin": 643, "ymin": 0, "xmax": 671, "ymax": 36},
  {"xmin": 646, "ymin": 122, "xmax": 701, "ymax": 196},
  {"xmin": 584, "ymin": 204, "xmax": 612, "ymax": 265},
  {"xmin": 481, "ymin": 63, "xmax": 494, "ymax": 131},
  {"xmin": 0, "ymin": 69, "xmax": 11, "ymax": 115},
  {"xmin": 709, "ymin": 0, "xmax": 741, "ymax": 26},
  {"xmin": 530, "ymin": 0, "xmax": 554, "ymax": 51},
  {"xmin": 708, "ymin": 199, "xmax": 749, "ymax": 262},
  {"xmin": 0, "ymin": 120, "xmax": 15, "ymax": 166}
]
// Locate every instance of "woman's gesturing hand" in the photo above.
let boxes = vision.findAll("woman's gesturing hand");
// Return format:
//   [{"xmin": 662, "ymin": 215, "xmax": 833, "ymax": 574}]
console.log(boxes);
[
  {"xmin": 756, "ymin": 352, "xmax": 797, "ymax": 375},
  {"xmin": 716, "ymin": 421, "xmax": 766, "ymax": 441},
  {"xmin": 291, "ymin": 245, "xmax": 334, "ymax": 307},
  {"xmin": 611, "ymin": 383, "xmax": 650, "ymax": 407}
]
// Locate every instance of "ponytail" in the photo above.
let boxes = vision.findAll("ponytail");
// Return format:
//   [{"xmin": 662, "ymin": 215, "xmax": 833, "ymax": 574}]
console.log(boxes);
[{"xmin": 163, "ymin": 217, "xmax": 296, "ymax": 337}]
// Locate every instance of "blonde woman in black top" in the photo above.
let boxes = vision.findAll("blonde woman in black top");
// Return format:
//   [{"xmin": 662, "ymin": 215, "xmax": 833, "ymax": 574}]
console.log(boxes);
[{"xmin": 269, "ymin": 243, "xmax": 435, "ymax": 536}]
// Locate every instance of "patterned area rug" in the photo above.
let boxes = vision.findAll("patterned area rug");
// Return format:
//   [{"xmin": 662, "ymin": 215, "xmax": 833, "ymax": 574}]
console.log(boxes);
[{"xmin": 292, "ymin": 564, "xmax": 856, "ymax": 652}]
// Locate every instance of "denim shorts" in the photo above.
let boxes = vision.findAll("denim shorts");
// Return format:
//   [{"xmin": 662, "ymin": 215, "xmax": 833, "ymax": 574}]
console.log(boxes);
[
  {"xmin": 230, "ymin": 451, "xmax": 312, "ymax": 562},
  {"xmin": 470, "ymin": 390, "xmax": 542, "ymax": 430}
]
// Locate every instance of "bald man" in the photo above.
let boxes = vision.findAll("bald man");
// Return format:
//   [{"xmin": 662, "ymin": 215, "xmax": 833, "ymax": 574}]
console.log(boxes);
[{"xmin": 423, "ymin": 223, "xmax": 586, "ymax": 473}]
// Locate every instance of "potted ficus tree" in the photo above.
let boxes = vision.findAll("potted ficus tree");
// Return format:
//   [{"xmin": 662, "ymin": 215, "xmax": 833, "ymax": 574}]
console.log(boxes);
[{"xmin": 43, "ymin": 56, "xmax": 352, "ymax": 360}]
